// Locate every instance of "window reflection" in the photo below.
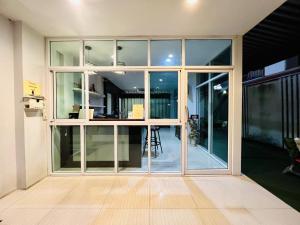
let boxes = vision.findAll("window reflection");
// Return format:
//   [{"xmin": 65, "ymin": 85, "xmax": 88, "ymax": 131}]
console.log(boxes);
[
  {"xmin": 84, "ymin": 41, "xmax": 114, "ymax": 66},
  {"xmin": 88, "ymin": 71, "xmax": 144, "ymax": 120},
  {"xmin": 150, "ymin": 72, "xmax": 178, "ymax": 119},
  {"xmin": 50, "ymin": 41, "xmax": 81, "ymax": 66},
  {"xmin": 117, "ymin": 40, "xmax": 148, "ymax": 66},
  {"xmin": 185, "ymin": 40, "xmax": 232, "ymax": 66},
  {"xmin": 56, "ymin": 72, "xmax": 84, "ymax": 119},
  {"xmin": 151, "ymin": 40, "xmax": 182, "ymax": 66}
]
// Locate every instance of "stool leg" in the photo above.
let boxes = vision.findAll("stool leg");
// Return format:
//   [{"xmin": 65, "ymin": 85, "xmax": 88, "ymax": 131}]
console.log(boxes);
[
  {"xmin": 157, "ymin": 129, "xmax": 163, "ymax": 153},
  {"xmin": 142, "ymin": 129, "xmax": 148, "ymax": 156}
]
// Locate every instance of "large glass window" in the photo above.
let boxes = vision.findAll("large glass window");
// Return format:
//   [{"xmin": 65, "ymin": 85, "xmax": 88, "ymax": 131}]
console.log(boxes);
[
  {"xmin": 84, "ymin": 40, "xmax": 114, "ymax": 66},
  {"xmin": 150, "ymin": 126, "xmax": 181, "ymax": 172},
  {"xmin": 118, "ymin": 126, "xmax": 148, "ymax": 172},
  {"xmin": 88, "ymin": 71, "xmax": 145, "ymax": 121},
  {"xmin": 187, "ymin": 72, "xmax": 229, "ymax": 170},
  {"xmin": 150, "ymin": 72, "xmax": 178, "ymax": 119},
  {"xmin": 185, "ymin": 40, "xmax": 232, "ymax": 66},
  {"xmin": 151, "ymin": 40, "xmax": 182, "ymax": 66},
  {"xmin": 50, "ymin": 41, "xmax": 81, "ymax": 66},
  {"xmin": 52, "ymin": 126, "xmax": 81, "ymax": 172},
  {"xmin": 85, "ymin": 126, "xmax": 114, "ymax": 172},
  {"xmin": 56, "ymin": 72, "xmax": 84, "ymax": 119},
  {"xmin": 117, "ymin": 40, "xmax": 148, "ymax": 66}
]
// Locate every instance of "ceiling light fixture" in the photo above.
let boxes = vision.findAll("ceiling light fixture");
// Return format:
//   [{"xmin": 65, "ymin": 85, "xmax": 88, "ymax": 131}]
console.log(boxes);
[
  {"xmin": 159, "ymin": 79, "xmax": 163, "ymax": 82},
  {"xmin": 168, "ymin": 54, "xmax": 174, "ymax": 58},
  {"xmin": 165, "ymin": 58, "xmax": 171, "ymax": 63},
  {"xmin": 186, "ymin": 0, "xmax": 198, "ymax": 5},
  {"xmin": 114, "ymin": 71, "xmax": 125, "ymax": 75},
  {"xmin": 69, "ymin": 0, "xmax": 80, "ymax": 6}
]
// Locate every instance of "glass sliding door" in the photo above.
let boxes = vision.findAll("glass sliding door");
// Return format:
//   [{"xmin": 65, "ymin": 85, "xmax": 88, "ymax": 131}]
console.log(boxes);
[{"xmin": 187, "ymin": 72, "xmax": 229, "ymax": 170}]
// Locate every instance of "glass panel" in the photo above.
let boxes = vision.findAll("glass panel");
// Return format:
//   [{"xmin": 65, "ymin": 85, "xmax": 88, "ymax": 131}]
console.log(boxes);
[
  {"xmin": 85, "ymin": 126, "xmax": 114, "ymax": 172},
  {"xmin": 56, "ymin": 72, "xmax": 84, "ymax": 119},
  {"xmin": 151, "ymin": 40, "xmax": 182, "ymax": 66},
  {"xmin": 212, "ymin": 75, "xmax": 229, "ymax": 164},
  {"xmin": 84, "ymin": 41, "xmax": 114, "ymax": 66},
  {"xmin": 52, "ymin": 126, "xmax": 81, "ymax": 172},
  {"xmin": 150, "ymin": 126, "xmax": 181, "ymax": 172},
  {"xmin": 117, "ymin": 40, "xmax": 148, "ymax": 66},
  {"xmin": 185, "ymin": 40, "xmax": 232, "ymax": 66},
  {"xmin": 50, "ymin": 41, "xmax": 81, "ymax": 66},
  {"xmin": 150, "ymin": 72, "xmax": 178, "ymax": 119},
  {"xmin": 88, "ymin": 71, "xmax": 144, "ymax": 121},
  {"xmin": 118, "ymin": 126, "xmax": 148, "ymax": 172},
  {"xmin": 187, "ymin": 72, "xmax": 229, "ymax": 170}
]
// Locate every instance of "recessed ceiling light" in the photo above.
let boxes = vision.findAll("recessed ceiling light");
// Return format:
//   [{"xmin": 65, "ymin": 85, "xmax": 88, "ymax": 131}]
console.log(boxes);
[
  {"xmin": 159, "ymin": 79, "xmax": 163, "ymax": 82},
  {"xmin": 168, "ymin": 54, "xmax": 174, "ymax": 58},
  {"xmin": 165, "ymin": 58, "xmax": 171, "ymax": 62},
  {"xmin": 133, "ymin": 86, "xmax": 137, "ymax": 89},
  {"xmin": 114, "ymin": 71, "xmax": 125, "ymax": 75},
  {"xmin": 70, "ymin": 0, "xmax": 80, "ymax": 5},
  {"xmin": 186, "ymin": 0, "xmax": 198, "ymax": 5}
]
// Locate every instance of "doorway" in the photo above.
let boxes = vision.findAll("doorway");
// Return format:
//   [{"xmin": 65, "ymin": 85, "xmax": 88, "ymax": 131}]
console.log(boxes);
[{"xmin": 185, "ymin": 71, "xmax": 231, "ymax": 173}]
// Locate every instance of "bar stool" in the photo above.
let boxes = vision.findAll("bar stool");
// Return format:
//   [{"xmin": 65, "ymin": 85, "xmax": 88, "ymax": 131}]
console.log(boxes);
[{"xmin": 142, "ymin": 127, "xmax": 163, "ymax": 158}]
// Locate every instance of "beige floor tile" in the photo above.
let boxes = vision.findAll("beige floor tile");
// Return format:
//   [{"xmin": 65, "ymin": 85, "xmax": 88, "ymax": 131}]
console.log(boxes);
[
  {"xmin": 91, "ymin": 209, "xmax": 149, "ymax": 225},
  {"xmin": 104, "ymin": 193, "xmax": 149, "ymax": 209},
  {"xmin": 150, "ymin": 178, "xmax": 197, "ymax": 209},
  {"xmin": 187, "ymin": 176, "xmax": 289, "ymax": 209},
  {"xmin": 249, "ymin": 208, "xmax": 300, "ymax": 225},
  {"xmin": 29, "ymin": 177, "xmax": 81, "ymax": 192},
  {"xmin": 111, "ymin": 176, "xmax": 150, "ymax": 194},
  {"xmin": 0, "ymin": 190, "xmax": 28, "ymax": 212},
  {"xmin": 218, "ymin": 208, "xmax": 260, "ymax": 225},
  {"xmin": 38, "ymin": 208, "xmax": 100, "ymax": 225},
  {"xmin": 150, "ymin": 209, "xmax": 204, "ymax": 225},
  {"xmin": 0, "ymin": 208, "xmax": 51, "ymax": 225},
  {"xmin": 57, "ymin": 189, "xmax": 106, "ymax": 209},
  {"xmin": 11, "ymin": 189, "xmax": 69, "ymax": 209}
]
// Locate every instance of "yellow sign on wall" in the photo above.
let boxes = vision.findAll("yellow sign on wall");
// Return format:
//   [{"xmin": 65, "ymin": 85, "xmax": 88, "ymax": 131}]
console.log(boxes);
[
  {"xmin": 132, "ymin": 104, "xmax": 144, "ymax": 119},
  {"xmin": 23, "ymin": 80, "xmax": 41, "ymax": 96}
]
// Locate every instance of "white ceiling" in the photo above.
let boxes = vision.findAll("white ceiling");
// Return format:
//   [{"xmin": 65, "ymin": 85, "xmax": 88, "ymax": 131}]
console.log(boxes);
[{"xmin": 0, "ymin": 0, "xmax": 286, "ymax": 37}]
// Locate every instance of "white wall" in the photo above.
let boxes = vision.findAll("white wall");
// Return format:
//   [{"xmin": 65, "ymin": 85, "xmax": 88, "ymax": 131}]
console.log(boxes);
[
  {"xmin": 22, "ymin": 23, "xmax": 47, "ymax": 186},
  {"xmin": 0, "ymin": 15, "xmax": 17, "ymax": 197},
  {"xmin": 14, "ymin": 21, "xmax": 47, "ymax": 189}
]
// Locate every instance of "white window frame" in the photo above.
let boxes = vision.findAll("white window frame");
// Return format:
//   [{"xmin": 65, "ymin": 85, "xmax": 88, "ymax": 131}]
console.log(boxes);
[{"xmin": 46, "ymin": 36, "xmax": 242, "ymax": 176}]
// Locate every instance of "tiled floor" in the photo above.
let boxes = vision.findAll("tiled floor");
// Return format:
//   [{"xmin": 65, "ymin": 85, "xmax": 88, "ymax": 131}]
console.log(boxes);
[{"xmin": 0, "ymin": 176, "xmax": 299, "ymax": 225}]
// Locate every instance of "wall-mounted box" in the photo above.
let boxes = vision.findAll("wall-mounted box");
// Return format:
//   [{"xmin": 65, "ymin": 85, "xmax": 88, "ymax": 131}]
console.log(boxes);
[{"xmin": 23, "ymin": 96, "xmax": 45, "ymax": 110}]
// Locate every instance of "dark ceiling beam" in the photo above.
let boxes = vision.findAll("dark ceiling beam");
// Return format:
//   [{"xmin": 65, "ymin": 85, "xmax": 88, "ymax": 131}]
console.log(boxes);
[
  {"xmin": 287, "ymin": 0, "xmax": 300, "ymax": 6},
  {"xmin": 273, "ymin": 11, "xmax": 300, "ymax": 22},
  {"xmin": 243, "ymin": 39, "xmax": 277, "ymax": 50},
  {"xmin": 280, "ymin": 4, "xmax": 300, "ymax": 16},
  {"xmin": 256, "ymin": 23, "xmax": 300, "ymax": 38},
  {"xmin": 264, "ymin": 18, "xmax": 300, "ymax": 30},
  {"xmin": 245, "ymin": 32, "xmax": 288, "ymax": 45},
  {"xmin": 252, "ymin": 27, "xmax": 299, "ymax": 40}
]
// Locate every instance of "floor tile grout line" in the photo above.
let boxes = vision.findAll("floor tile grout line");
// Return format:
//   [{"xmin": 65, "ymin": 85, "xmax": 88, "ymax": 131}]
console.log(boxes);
[{"xmin": 36, "ymin": 177, "xmax": 85, "ymax": 225}]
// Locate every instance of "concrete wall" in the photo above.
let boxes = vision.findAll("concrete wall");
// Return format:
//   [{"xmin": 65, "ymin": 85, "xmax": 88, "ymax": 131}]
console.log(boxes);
[
  {"xmin": 247, "ymin": 80, "xmax": 282, "ymax": 147},
  {"xmin": 0, "ymin": 15, "xmax": 17, "ymax": 197}
]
